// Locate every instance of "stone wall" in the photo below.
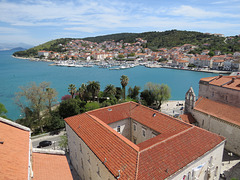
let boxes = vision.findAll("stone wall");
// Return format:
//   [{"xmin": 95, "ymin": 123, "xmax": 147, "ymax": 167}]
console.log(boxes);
[
  {"xmin": 199, "ymin": 82, "xmax": 240, "ymax": 108},
  {"xmin": 66, "ymin": 124, "xmax": 115, "ymax": 180},
  {"xmin": 191, "ymin": 110, "xmax": 240, "ymax": 156}
]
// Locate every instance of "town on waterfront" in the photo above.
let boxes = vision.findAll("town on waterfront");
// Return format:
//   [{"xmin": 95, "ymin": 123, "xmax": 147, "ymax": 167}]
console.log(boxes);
[{"xmin": 14, "ymin": 35, "xmax": 240, "ymax": 74}]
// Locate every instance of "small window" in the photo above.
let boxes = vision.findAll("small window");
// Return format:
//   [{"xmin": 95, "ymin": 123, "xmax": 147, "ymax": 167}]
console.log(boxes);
[
  {"xmin": 80, "ymin": 143, "xmax": 82, "ymax": 153},
  {"xmin": 133, "ymin": 137, "xmax": 137, "ymax": 144},
  {"xmin": 97, "ymin": 164, "xmax": 101, "ymax": 176},
  {"xmin": 87, "ymin": 153, "xmax": 91, "ymax": 164},
  {"xmin": 152, "ymin": 133, "xmax": 156, "ymax": 138},
  {"xmin": 117, "ymin": 126, "xmax": 120, "ymax": 133},
  {"xmin": 214, "ymin": 166, "xmax": 218, "ymax": 176},
  {"xmin": 142, "ymin": 128, "xmax": 146, "ymax": 137},
  {"xmin": 81, "ymin": 158, "xmax": 84, "ymax": 169},
  {"xmin": 133, "ymin": 124, "xmax": 137, "ymax": 131}
]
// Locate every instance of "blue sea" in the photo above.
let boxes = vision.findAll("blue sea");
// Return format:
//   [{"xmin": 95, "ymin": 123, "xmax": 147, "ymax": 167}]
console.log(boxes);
[{"xmin": 0, "ymin": 50, "xmax": 218, "ymax": 120}]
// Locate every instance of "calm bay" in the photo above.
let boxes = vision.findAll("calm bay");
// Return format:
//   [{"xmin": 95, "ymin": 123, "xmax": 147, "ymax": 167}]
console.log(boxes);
[{"xmin": 0, "ymin": 50, "xmax": 218, "ymax": 120}]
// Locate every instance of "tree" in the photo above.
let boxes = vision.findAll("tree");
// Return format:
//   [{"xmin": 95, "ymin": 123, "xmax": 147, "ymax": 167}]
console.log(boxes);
[
  {"xmin": 141, "ymin": 82, "xmax": 170, "ymax": 110},
  {"xmin": 103, "ymin": 84, "xmax": 116, "ymax": 97},
  {"xmin": 128, "ymin": 86, "xmax": 140, "ymax": 100},
  {"xmin": 59, "ymin": 133, "xmax": 68, "ymax": 152},
  {"xmin": 120, "ymin": 75, "xmax": 129, "ymax": 100},
  {"xmin": 68, "ymin": 84, "xmax": 76, "ymax": 98},
  {"xmin": 15, "ymin": 82, "xmax": 55, "ymax": 132},
  {"xmin": 77, "ymin": 83, "xmax": 89, "ymax": 101},
  {"xmin": 0, "ymin": 103, "xmax": 7, "ymax": 118},
  {"xmin": 45, "ymin": 88, "xmax": 58, "ymax": 114},
  {"xmin": 86, "ymin": 81, "xmax": 100, "ymax": 101},
  {"xmin": 58, "ymin": 98, "xmax": 81, "ymax": 118},
  {"xmin": 115, "ymin": 87, "xmax": 122, "ymax": 100},
  {"xmin": 85, "ymin": 102, "xmax": 100, "ymax": 112}
]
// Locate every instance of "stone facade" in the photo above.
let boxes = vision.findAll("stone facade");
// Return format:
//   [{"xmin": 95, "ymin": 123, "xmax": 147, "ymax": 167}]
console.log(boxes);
[
  {"xmin": 191, "ymin": 109, "xmax": 240, "ymax": 156},
  {"xmin": 198, "ymin": 77, "xmax": 240, "ymax": 108},
  {"xmin": 66, "ymin": 124, "xmax": 115, "ymax": 180}
]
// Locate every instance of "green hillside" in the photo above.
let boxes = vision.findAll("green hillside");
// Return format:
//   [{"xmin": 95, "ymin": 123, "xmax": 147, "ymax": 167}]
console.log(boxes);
[
  {"xmin": 13, "ymin": 38, "xmax": 73, "ymax": 57},
  {"xmin": 13, "ymin": 30, "xmax": 240, "ymax": 57}
]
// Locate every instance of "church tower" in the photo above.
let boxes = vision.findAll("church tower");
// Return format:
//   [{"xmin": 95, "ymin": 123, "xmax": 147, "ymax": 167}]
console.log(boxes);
[{"xmin": 184, "ymin": 87, "xmax": 196, "ymax": 113}]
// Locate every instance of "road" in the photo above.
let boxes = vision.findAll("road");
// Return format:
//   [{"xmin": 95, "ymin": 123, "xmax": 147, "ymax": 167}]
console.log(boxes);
[{"xmin": 31, "ymin": 131, "xmax": 65, "ymax": 150}]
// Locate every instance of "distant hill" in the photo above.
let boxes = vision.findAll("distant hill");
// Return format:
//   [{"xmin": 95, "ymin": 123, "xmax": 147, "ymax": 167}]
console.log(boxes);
[
  {"xmin": 10, "ymin": 47, "xmax": 26, "ymax": 51},
  {"xmin": 13, "ymin": 30, "xmax": 240, "ymax": 57},
  {"xmin": 0, "ymin": 43, "xmax": 32, "ymax": 51}
]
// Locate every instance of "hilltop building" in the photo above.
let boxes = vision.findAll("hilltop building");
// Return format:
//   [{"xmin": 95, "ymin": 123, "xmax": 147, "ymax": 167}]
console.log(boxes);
[
  {"xmin": 185, "ymin": 75, "xmax": 240, "ymax": 156},
  {"xmin": 65, "ymin": 101, "xmax": 225, "ymax": 180},
  {"xmin": 0, "ymin": 117, "xmax": 73, "ymax": 180}
]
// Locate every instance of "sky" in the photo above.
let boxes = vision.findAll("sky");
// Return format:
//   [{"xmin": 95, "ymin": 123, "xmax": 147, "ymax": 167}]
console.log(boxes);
[{"xmin": 0, "ymin": 0, "xmax": 240, "ymax": 46}]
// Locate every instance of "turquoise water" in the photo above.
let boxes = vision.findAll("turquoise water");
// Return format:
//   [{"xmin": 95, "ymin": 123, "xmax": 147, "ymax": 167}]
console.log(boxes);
[{"xmin": 0, "ymin": 50, "xmax": 217, "ymax": 120}]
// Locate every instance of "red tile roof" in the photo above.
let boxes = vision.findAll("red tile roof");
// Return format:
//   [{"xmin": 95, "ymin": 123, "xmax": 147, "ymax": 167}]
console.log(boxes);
[
  {"xmin": 180, "ymin": 113, "xmax": 197, "ymax": 124},
  {"xmin": 65, "ymin": 102, "xmax": 225, "ymax": 179},
  {"xmin": 194, "ymin": 97, "xmax": 240, "ymax": 126},
  {"xmin": 32, "ymin": 152, "xmax": 73, "ymax": 180},
  {"xmin": 200, "ymin": 75, "xmax": 240, "ymax": 91},
  {"xmin": 0, "ymin": 118, "xmax": 30, "ymax": 180}
]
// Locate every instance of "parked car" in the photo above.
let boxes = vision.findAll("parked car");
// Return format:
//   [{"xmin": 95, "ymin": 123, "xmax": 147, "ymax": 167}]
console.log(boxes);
[{"xmin": 38, "ymin": 140, "xmax": 52, "ymax": 148}]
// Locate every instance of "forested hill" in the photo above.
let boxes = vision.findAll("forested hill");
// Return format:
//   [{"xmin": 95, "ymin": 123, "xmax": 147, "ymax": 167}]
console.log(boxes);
[
  {"xmin": 13, "ymin": 30, "xmax": 240, "ymax": 57},
  {"xmin": 83, "ymin": 30, "xmax": 240, "ymax": 52}
]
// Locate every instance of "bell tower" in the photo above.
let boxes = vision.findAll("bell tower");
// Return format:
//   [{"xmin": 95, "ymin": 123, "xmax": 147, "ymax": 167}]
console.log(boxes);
[{"xmin": 184, "ymin": 87, "xmax": 196, "ymax": 113}]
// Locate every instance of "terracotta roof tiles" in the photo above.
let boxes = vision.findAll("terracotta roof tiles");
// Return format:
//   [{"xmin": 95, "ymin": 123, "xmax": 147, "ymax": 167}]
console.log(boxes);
[
  {"xmin": 65, "ymin": 102, "xmax": 225, "ymax": 179},
  {"xmin": 0, "ymin": 118, "xmax": 30, "ymax": 180},
  {"xmin": 32, "ymin": 152, "xmax": 73, "ymax": 180},
  {"xmin": 194, "ymin": 97, "xmax": 240, "ymax": 126}
]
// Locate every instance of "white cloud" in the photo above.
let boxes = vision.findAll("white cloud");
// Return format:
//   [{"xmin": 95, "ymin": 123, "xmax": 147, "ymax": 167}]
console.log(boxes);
[{"xmin": 170, "ymin": 5, "xmax": 240, "ymax": 19}]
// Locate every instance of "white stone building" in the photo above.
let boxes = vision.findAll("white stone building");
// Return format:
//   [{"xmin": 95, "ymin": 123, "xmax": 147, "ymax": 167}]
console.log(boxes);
[
  {"xmin": 185, "ymin": 75, "xmax": 240, "ymax": 156},
  {"xmin": 65, "ymin": 102, "xmax": 225, "ymax": 180}
]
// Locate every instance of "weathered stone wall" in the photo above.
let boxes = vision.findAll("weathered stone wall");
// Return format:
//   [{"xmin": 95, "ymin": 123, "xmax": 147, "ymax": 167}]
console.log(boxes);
[
  {"xmin": 199, "ymin": 82, "xmax": 240, "ymax": 108},
  {"xmin": 192, "ymin": 110, "xmax": 240, "ymax": 156},
  {"xmin": 66, "ymin": 124, "xmax": 115, "ymax": 180}
]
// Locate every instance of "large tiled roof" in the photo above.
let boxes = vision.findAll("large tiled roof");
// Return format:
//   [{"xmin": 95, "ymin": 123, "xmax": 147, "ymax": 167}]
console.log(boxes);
[
  {"xmin": 200, "ymin": 75, "xmax": 240, "ymax": 91},
  {"xmin": 0, "ymin": 117, "xmax": 30, "ymax": 180},
  {"xmin": 65, "ymin": 102, "xmax": 225, "ymax": 179},
  {"xmin": 194, "ymin": 97, "xmax": 240, "ymax": 126},
  {"xmin": 32, "ymin": 152, "xmax": 73, "ymax": 180}
]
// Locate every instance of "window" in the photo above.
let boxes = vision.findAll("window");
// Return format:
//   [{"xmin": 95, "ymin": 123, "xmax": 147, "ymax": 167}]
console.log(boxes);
[
  {"xmin": 133, "ymin": 123, "xmax": 137, "ymax": 131},
  {"xmin": 214, "ymin": 166, "xmax": 218, "ymax": 177},
  {"xmin": 133, "ymin": 137, "xmax": 137, "ymax": 144},
  {"xmin": 97, "ymin": 164, "xmax": 101, "ymax": 176},
  {"xmin": 142, "ymin": 128, "xmax": 146, "ymax": 137},
  {"xmin": 81, "ymin": 158, "xmax": 84, "ymax": 170},
  {"xmin": 152, "ymin": 133, "xmax": 157, "ymax": 138},
  {"xmin": 117, "ymin": 126, "xmax": 120, "ymax": 133},
  {"xmin": 80, "ymin": 143, "xmax": 82, "ymax": 153},
  {"xmin": 87, "ymin": 153, "xmax": 91, "ymax": 164}
]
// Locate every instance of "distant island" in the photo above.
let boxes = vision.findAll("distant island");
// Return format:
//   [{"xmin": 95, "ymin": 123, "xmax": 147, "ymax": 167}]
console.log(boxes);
[{"xmin": 12, "ymin": 30, "xmax": 240, "ymax": 72}]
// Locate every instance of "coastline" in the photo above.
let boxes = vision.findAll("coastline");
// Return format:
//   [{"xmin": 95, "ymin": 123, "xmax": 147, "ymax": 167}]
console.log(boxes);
[{"xmin": 12, "ymin": 55, "xmax": 232, "ymax": 74}]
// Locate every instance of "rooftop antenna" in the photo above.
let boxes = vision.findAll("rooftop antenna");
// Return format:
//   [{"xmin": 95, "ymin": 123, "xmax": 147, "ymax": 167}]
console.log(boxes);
[
  {"xmin": 117, "ymin": 170, "xmax": 121, "ymax": 179},
  {"xmin": 104, "ymin": 158, "xmax": 107, "ymax": 164}
]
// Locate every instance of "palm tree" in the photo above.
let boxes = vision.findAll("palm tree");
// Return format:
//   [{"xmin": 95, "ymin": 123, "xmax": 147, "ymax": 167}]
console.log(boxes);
[
  {"xmin": 78, "ymin": 83, "xmax": 87, "ymax": 101},
  {"xmin": 103, "ymin": 84, "xmax": 116, "ymax": 97},
  {"xmin": 120, "ymin": 75, "xmax": 129, "ymax": 100},
  {"xmin": 87, "ymin": 81, "xmax": 100, "ymax": 101},
  {"xmin": 68, "ymin": 84, "xmax": 76, "ymax": 99}
]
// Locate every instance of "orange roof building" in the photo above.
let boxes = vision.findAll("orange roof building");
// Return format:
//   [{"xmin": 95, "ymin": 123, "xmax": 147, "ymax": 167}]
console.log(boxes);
[
  {"xmin": 0, "ymin": 117, "xmax": 73, "ymax": 180},
  {"xmin": 65, "ymin": 102, "xmax": 225, "ymax": 180},
  {"xmin": 0, "ymin": 117, "xmax": 31, "ymax": 180},
  {"xmin": 185, "ymin": 74, "xmax": 240, "ymax": 157}
]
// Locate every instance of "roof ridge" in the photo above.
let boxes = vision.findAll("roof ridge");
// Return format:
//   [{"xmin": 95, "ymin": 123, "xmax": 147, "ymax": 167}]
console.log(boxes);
[
  {"xmin": 139, "ymin": 126, "xmax": 195, "ymax": 153},
  {"xmin": 86, "ymin": 113, "xmax": 139, "ymax": 152},
  {"xmin": 32, "ymin": 148, "xmax": 65, "ymax": 155},
  {"xmin": 0, "ymin": 117, "xmax": 30, "ymax": 132}
]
